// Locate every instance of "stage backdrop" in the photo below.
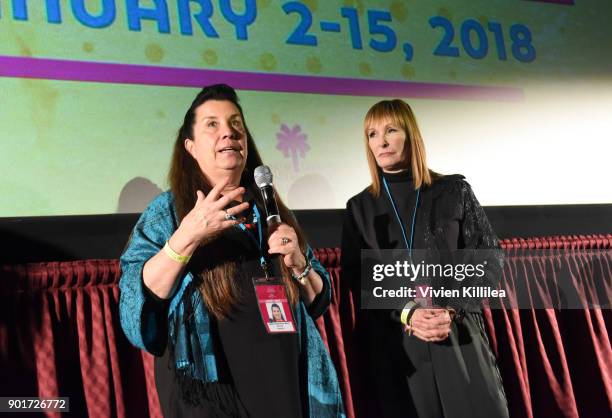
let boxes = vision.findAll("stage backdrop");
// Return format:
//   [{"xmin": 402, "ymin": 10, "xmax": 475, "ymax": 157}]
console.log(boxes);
[{"xmin": 1, "ymin": 0, "xmax": 611, "ymax": 216}]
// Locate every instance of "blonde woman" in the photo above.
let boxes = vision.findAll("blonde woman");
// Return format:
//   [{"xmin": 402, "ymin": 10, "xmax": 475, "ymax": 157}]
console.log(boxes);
[{"xmin": 341, "ymin": 99, "xmax": 508, "ymax": 418}]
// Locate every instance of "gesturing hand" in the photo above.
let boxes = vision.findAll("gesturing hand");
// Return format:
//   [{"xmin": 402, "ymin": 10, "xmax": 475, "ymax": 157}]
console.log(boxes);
[
  {"xmin": 177, "ymin": 179, "xmax": 249, "ymax": 246},
  {"xmin": 405, "ymin": 308, "xmax": 452, "ymax": 342},
  {"xmin": 267, "ymin": 223, "xmax": 306, "ymax": 272}
]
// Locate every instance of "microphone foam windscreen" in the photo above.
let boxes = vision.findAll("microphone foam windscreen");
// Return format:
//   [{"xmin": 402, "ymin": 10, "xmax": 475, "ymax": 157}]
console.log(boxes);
[{"xmin": 254, "ymin": 165, "xmax": 273, "ymax": 187}]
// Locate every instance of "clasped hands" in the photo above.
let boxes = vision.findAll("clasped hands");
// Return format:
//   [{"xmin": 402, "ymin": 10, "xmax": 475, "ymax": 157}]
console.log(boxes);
[{"xmin": 405, "ymin": 308, "xmax": 453, "ymax": 342}]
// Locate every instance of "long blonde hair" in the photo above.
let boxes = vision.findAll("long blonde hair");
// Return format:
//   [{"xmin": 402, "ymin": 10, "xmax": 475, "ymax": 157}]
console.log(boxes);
[{"xmin": 363, "ymin": 99, "xmax": 437, "ymax": 196}]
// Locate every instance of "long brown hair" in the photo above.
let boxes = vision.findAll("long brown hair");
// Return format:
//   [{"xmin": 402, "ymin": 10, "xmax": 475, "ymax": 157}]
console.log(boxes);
[
  {"xmin": 363, "ymin": 99, "xmax": 438, "ymax": 196},
  {"xmin": 168, "ymin": 84, "xmax": 303, "ymax": 318}
]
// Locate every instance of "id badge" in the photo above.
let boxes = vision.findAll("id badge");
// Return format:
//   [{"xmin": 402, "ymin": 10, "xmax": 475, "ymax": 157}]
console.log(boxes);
[{"xmin": 252, "ymin": 277, "xmax": 297, "ymax": 334}]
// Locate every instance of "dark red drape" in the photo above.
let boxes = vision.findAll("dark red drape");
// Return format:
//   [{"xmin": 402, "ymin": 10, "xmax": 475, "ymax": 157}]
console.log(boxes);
[
  {"xmin": 0, "ymin": 260, "xmax": 161, "ymax": 418},
  {"xmin": 480, "ymin": 235, "xmax": 612, "ymax": 418},
  {"xmin": 1, "ymin": 235, "xmax": 610, "ymax": 418}
]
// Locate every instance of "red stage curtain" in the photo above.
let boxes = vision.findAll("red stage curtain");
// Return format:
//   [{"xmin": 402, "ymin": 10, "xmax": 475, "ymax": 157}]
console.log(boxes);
[
  {"xmin": 0, "ymin": 260, "xmax": 161, "ymax": 418},
  {"xmin": 482, "ymin": 235, "xmax": 612, "ymax": 418},
  {"xmin": 1, "ymin": 235, "xmax": 610, "ymax": 418}
]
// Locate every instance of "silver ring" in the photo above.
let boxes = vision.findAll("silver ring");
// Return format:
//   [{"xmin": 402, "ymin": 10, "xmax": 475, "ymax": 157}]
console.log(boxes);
[
  {"xmin": 224, "ymin": 210, "xmax": 232, "ymax": 221},
  {"xmin": 281, "ymin": 237, "xmax": 290, "ymax": 245}
]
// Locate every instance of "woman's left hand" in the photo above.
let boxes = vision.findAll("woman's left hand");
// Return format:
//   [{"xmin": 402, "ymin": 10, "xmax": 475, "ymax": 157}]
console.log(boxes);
[{"xmin": 268, "ymin": 224, "xmax": 306, "ymax": 272}]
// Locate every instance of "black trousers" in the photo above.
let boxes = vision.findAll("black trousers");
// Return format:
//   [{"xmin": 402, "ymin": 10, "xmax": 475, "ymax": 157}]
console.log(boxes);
[{"xmin": 364, "ymin": 312, "xmax": 508, "ymax": 418}]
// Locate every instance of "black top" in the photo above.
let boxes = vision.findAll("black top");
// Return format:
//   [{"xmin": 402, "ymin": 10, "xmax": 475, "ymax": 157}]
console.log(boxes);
[
  {"xmin": 341, "ymin": 171, "xmax": 503, "ymax": 310},
  {"xmin": 149, "ymin": 201, "xmax": 329, "ymax": 418},
  {"xmin": 380, "ymin": 170, "xmax": 421, "ymax": 250}
]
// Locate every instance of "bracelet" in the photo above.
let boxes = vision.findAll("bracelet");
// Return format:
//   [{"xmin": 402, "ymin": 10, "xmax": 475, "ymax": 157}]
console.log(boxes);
[
  {"xmin": 400, "ymin": 300, "xmax": 419, "ymax": 326},
  {"xmin": 163, "ymin": 241, "xmax": 191, "ymax": 264},
  {"xmin": 291, "ymin": 259, "xmax": 312, "ymax": 285}
]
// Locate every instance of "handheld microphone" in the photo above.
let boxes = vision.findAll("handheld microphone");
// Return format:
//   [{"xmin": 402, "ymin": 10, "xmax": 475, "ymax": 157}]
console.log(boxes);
[{"xmin": 254, "ymin": 165, "xmax": 282, "ymax": 228}]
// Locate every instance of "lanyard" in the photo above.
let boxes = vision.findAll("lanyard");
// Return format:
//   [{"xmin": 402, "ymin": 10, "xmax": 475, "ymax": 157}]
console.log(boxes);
[
  {"xmin": 236, "ymin": 205, "xmax": 270, "ymax": 276},
  {"xmin": 382, "ymin": 177, "xmax": 420, "ymax": 259}
]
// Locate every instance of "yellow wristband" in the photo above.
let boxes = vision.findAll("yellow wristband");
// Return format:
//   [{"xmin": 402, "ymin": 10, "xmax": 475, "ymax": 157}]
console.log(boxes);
[
  {"xmin": 163, "ymin": 241, "xmax": 191, "ymax": 264},
  {"xmin": 400, "ymin": 301, "xmax": 418, "ymax": 325}
]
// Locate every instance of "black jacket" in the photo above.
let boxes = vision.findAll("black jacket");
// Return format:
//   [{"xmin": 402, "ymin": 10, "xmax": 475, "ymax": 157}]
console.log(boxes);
[
  {"xmin": 340, "ymin": 173, "xmax": 508, "ymax": 418},
  {"xmin": 341, "ymin": 174, "xmax": 504, "ymax": 314}
]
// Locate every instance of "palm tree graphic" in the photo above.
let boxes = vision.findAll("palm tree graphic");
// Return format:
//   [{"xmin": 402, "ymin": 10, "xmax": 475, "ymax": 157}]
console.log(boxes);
[{"xmin": 276, "ymin": 123, "xmax": 310, "ymax": 172}]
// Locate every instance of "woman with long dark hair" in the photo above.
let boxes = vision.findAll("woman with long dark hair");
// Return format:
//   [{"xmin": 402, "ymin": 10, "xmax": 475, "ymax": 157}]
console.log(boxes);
[{"xmin": 119, "ymin": 84, "xmax": 344, "ymax": 418}]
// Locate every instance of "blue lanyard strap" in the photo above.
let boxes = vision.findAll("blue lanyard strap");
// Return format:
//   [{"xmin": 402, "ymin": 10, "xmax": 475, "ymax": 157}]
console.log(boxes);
[
  {"xmin": 382, "ymin": 176, "xmax": 420, "ymax": 258},
  {"xmin": 236, "ymin": 204, "xmax": 267, "ymax": 269}
]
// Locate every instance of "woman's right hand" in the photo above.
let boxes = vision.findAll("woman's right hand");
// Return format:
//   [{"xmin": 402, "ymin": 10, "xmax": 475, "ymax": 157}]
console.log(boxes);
[{"xmin": 173, "ymin": 179, "xmax": 249, "ymax": 250}]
